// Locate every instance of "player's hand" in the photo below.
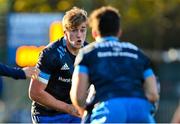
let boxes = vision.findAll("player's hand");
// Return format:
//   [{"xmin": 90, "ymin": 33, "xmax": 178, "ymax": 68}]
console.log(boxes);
[
  {"xmin": 68, "ymin": 105, "xmax": 81, "ymax": 118},
  {"xmin": 23, "ymin": 67, "xmax": 40, "ymax": 79}
]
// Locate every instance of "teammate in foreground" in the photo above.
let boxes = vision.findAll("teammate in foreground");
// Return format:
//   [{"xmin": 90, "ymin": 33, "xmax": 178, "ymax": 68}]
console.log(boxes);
[
  {"xmin": 70, "ymin": 6, "xmax": 159, "ymax": 123},
  {"xmin": 29, "ymin": 7, "xmax": 88, "ymax": 123}
]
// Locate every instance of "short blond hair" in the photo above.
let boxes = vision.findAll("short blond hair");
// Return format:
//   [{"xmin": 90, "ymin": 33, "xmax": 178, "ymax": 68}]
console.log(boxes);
[{"xmin": 62, "ymin": 7, "xmax": 87, "ymax": 31}]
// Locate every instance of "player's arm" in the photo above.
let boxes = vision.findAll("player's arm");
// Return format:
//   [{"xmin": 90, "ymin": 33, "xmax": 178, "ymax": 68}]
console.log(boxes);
[
  {"xmin": 70, "ymin": 65, "xmax": 89, "ymax": 116},
  {"xmin": 29, "ymin": 77, "xmax": 79, "ymax": 117},
  {"xmin": 143, "ymin": 68, "xmax": 159, "ymax": 103},
  {"xmin": 171, "ymin": 104, "xmax": 180, "ymax": 123},
  {"xmin": 28, "ymin": 51, "xmax": 79, "ymax": 117},
  {"xmin": 22, "ymin": 66, "xmax": 39, "ymax": 79},
  {"xmin": 0, "ymin": 62, "xmax": 37, "ymax": 79}
]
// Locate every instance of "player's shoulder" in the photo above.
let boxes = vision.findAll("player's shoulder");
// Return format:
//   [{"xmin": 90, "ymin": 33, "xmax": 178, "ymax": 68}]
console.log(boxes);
[
  {"xmin": 42, "ymin": 38, "xmax": 64, "ymax": 54},
  {"xmin": 119, "ymin": 41, "xmax": 139, "ymax": 51},
  {"xmin": 45, "ymin": 39, "xmax": 62, "ymax": 51},
  {"xmin": 123, "ymin": 41, "xmax": 150, "ymax": 60}
]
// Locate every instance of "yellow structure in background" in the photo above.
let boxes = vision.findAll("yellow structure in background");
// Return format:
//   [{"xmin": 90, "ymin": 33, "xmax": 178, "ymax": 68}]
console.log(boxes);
[
  {"xmin": 16, "ymin": 46, "xmax": 45, "ymax": 67},
  {"xmin": 16, "ymin": 21, "xmax": 63, "ymax": 67},
  {"xmin": 49, "ymin": 21, "xmax": 64, "ymax": 42}
]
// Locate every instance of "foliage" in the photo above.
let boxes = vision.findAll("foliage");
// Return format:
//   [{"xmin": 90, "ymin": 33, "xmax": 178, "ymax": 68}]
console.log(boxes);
[{"xmin": 8, "ymin": 0, "xmax": 180, "ymax": 50}]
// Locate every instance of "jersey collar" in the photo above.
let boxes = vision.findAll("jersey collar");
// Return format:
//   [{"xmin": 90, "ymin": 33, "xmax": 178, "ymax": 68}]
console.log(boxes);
[
  {"xmin": 62, "ymin": 37, "xmax": 67, "ymax": 47},
  {"xmin": 96, "ymin": 36, "xmax": 119, "ymax": 42}
]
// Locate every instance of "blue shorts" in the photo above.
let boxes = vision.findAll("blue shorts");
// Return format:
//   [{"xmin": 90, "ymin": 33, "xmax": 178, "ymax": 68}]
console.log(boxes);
[
  {"xmin": 32, "ymin": 113, "xmax": 81, "ymax": 123},
  {"xmin": 90, "ymin": 97, "xmax": 155, "ymax": 123}
]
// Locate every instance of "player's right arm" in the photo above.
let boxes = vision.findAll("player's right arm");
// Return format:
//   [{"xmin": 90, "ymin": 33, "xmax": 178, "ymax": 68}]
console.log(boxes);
[
  {"xmin": 28, "ymin": 50, "xmax": 80, "ymax": 117},
  {"xmin": 29, "ymin": 78, "xmax": 79, "ymax": 117}
]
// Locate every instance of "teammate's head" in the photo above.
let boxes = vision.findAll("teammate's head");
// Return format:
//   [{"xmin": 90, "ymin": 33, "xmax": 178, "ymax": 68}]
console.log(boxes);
[
  {"xmin": 62, "ymin": 7, "xmax": 87, "ymax": 51},
  {"xmin": 88, "ymin": 6, "xmax": 121, "ymax": 38}
]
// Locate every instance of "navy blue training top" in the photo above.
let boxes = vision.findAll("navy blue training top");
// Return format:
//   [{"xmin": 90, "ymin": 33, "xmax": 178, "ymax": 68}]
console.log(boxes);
[
  {"xmin": 74, "ymin": 36, "xmax": 154, "ymax": 103},
  {"xmin": 32, "ymin": 37, "xmax": 88, "ymax": 116}
]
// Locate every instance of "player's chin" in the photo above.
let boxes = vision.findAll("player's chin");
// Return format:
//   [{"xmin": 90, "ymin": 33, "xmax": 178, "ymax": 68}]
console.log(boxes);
[
  {"xmin": 74, "ymin": 44, "xmax": 83, "ymax": 49},
  {"xmin": 75, "ymin": 45, "xmax": 82, "ymax": 49}
]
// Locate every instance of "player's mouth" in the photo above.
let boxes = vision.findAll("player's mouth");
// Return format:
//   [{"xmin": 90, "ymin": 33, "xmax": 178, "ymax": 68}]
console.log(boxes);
[{"xmin": 76, "ymin": 40, "xmax": 82, "ymax": 45}]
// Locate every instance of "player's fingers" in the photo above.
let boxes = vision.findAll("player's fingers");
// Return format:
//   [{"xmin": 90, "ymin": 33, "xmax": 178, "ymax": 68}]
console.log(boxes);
[
  {"xmin": 32, "ymin": 74, "xmax": 38, "ymax": 80},
  {"xmin": 31, "ymin": 75, "xmax": 35, "ymax": 79},
  {"xmin": 35, "ymin": 68, "xmax": 40, "ymax": 74}
]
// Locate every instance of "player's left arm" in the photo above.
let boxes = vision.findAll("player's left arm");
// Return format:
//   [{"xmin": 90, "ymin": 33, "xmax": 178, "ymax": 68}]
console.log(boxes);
[
  {"xmin": 140, "ymin": 51, "xmax": 159, "ymax": 103},
  {"xmin": 143, "ymin": 68, "xmax": 159, "ymax": 103},
  {"xmin": 70, "ymin": 49, "xmax": 90, "ymax": 116}
]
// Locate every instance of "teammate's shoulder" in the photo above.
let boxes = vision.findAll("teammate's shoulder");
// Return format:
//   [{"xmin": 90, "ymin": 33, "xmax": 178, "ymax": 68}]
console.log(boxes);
[
  {"xmin": 81, "ymin": 42, "xmax": 97, "ymax": 54},
  {"xmin": 120, "ymin": 41, "xmax": 139, "ymax": 51}
]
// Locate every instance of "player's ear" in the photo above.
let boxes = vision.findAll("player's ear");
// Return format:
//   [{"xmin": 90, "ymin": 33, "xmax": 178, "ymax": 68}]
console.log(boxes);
[
  {"xmin": 64, "ymin": 30, "xmax": 67, "ymax": 38},
  {"xmin": 92, "ymin": 30, "xmax": 98, "ymax": 39},
  {"xmin": 63, "ymin": 30, "xmax": 66, "ymax": 35}
]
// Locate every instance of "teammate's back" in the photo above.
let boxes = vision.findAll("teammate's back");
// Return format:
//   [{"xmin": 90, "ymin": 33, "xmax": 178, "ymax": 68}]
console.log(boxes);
[{"xmin": 70, "ymin": 6, "xmax": 159, "ymax": 123}]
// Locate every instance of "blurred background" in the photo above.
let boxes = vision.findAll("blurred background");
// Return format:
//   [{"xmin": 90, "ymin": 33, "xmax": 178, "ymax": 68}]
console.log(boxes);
[{"xmin": 0, "ymin": 0, "xmax": 179, "ymax": 123}]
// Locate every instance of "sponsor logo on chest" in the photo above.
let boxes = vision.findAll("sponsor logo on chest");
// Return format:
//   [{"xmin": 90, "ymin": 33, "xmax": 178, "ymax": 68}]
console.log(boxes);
[
  {"xmin": 59, "ymin": 63, "xmax": 71, "ymax": 83},
  {"xmin": 58, "ymin": 76, "xmax": 71, "ymax": 83}
]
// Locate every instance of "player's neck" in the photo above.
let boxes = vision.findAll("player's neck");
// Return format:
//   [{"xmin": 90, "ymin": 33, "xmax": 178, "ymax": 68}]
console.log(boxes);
[{"xmin": 66, "ymin": 43, "xmax": 79, "ymax": 56}]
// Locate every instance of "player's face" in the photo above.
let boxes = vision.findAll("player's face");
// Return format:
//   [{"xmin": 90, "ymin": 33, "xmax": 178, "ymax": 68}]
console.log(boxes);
[{"xmin": 65, "ymin": 22, "xmax": 87, "ymax": 49}]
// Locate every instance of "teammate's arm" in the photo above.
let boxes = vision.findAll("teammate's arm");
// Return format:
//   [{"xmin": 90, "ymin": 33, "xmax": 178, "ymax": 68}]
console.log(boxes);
[
  {"xmin": 70, "ymin": 65, "xmax": 89, "ymax": 116},
  {"xmin": 22, "ymin": 66, "xmax": 39, "ymax": 79},
  {"xmin": 171, "ymin": 104, "xmax": 180, "ymax": 123},
  {"xmin": 0, "ymin": 63, "xmax": 38, "ymax": 79},
  {"xmin": 143, "ymin": 69, "xmax": 159, "ymax": 103}
]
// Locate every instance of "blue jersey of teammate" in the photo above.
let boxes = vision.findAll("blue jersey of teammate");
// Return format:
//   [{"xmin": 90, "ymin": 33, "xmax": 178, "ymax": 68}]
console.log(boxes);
[
  {"xmin": 74, "ymin": 37, "xmax": 156, "ymax": 123},
  {"xmin": 76, "ymin": 37, "xmax": 153, "ymax": 102}
]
